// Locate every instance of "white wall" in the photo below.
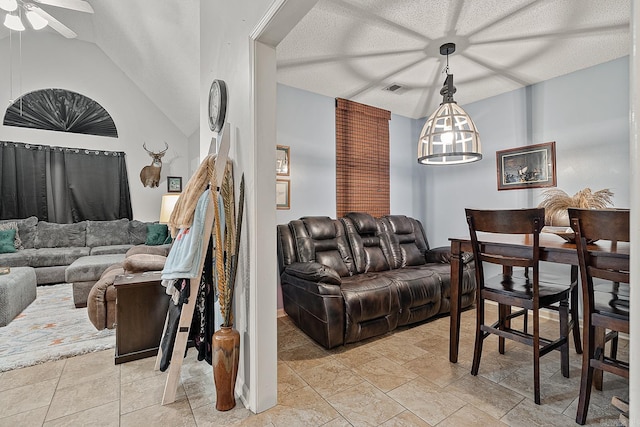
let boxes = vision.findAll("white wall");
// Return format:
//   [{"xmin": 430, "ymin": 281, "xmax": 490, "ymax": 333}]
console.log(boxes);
[
  {"xmin": 201, "ymin": 0, "xmax": 277, "ymax": 413},
  {"xmin": 419, "ymin": 56, "xmax": 630, "ymax": 247},
  {"xmin": 275, "ymin": 84, "xmax": 336, "ymax": 222},
  {"xmin": 0, "ymin": 33, "xmax": 190, "ymax": 222},
  {"xmin": 275, "ymin": 84, "xmax": 420, "ymax": 224}
]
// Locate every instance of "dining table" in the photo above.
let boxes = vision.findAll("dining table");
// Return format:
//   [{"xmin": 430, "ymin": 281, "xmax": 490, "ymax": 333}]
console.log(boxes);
[{"xmin": 448, "ymin": 231, "xmax": 630, "ymax": 363}]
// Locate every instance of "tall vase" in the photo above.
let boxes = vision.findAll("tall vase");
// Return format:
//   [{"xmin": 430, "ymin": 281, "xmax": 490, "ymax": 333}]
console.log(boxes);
[{"xmin": 212, "ymin": 325, "xmax": 240, "ymax": 411}]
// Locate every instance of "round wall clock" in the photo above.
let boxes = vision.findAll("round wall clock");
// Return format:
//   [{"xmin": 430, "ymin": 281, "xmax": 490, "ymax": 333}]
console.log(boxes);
[{"xmin": 208, "ymin": 79, "xmax": 228, "ymax": 132}]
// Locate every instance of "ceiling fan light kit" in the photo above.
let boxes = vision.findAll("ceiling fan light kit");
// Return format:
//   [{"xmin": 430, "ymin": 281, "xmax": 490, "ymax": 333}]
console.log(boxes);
[
  {"xmin": 1, "ymin": 0, "xmax": 93, "ymax": 37},
  {"xmin": 26, "ymin": 9, "xmax": 47, "ymax": 29},
  {"xmin": 4, "ymin": 11, "xmax": 24, "ymax": 30},
  {"xmin": 0, "ymin": 0, "xmax": 17, "ymax": 12},
  {"xmin": 417, "ymin": 42, "xmax": 482, "ymax": 165}
]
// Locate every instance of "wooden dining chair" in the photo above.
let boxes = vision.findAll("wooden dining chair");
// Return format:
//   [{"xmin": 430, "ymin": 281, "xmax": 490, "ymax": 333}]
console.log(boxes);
[
  {"xmin": 569, "ymin": 208, "xmax": 629, "ymax": 425},
  {"xmin": 465, "ymin": 208, "xmax": 570, "ymax": 405}
]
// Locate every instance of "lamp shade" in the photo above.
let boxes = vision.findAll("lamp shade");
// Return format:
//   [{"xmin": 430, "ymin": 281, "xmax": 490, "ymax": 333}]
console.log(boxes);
[
  {"xmin": 4, "ymin": 12, "xmax": 25, "ymax": 31},
  {"xmin": 159, "ymin": 193, "xmax": 181, "ymax": 224},
  {"xmin": 417, "ymin": 101, "xmax": 482, "ymax": 165},
  {"xmin": 26, "ymin": 10, "xmax": 47, "ymax": 30}
]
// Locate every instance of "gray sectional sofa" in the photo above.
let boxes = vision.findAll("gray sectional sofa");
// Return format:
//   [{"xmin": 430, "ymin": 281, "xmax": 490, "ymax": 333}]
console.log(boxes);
[{"xmin": 0, "ymin": 217, "xmax": 156, "ymax": 285}]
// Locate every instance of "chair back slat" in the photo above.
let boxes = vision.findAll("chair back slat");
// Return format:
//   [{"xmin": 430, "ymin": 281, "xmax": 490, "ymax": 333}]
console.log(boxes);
[
  {"xmin": 466, "ymin": 208, "xmax": 545, "ymax": 234},
  {"xmin": 480, "ymin": 254, "xmax": 533, "ymax": 268},
  {"xmin": 568, "ymin": 208, "xmax": 630, "ymax": 243}
]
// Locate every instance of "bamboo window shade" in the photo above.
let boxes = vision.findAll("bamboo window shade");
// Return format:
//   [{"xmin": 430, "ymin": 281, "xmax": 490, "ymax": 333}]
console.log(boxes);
[{"xmin": 335, "ymin": 98, "xmax": 391, "ymax": 218}]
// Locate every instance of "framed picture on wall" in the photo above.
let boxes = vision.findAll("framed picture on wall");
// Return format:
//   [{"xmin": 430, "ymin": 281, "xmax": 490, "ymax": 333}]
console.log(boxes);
[
  {"xmin": 167, "ymin": 176, "xmax": 182, "ymax": 193},
  {"xmin": 496, "ymin": 141, "xmax": 557, "ymax": 191},
  {"xmin": 276, "ymin": 179, "xmax": 290, "ymax": 209},
  {"xmin": 276, "ymin": 145, "xmax": 290, "ymax": 176}
]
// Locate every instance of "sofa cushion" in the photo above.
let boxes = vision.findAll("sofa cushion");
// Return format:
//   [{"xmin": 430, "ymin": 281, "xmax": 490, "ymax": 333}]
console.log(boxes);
[
  {"xmin": 344, "ymin": 212, "xmax": 378, "ymax": 234},
  {"xmin": 86, "ymin": 219, "xmax": 130, "ymax": 247},
  {"xmin": 0, "ymin": 229, "xmax": 16, "ymax": 253},
  {"xmin": 290, "ymin": 217, "xmax": 354, "ymax": 277},
  {"xmin": 0, "ymin": 249, "xmax": 35, "ymax": 267},
  {"xmin": 0, "ymin": 221, "xmax": 23, "ymax": 249},
  {"xmin": 123, "ymin": 253, "xmax": 166, "ymax": 273},
  {"xmin": 35, "ymin": 221, "xmax": 86, "ymax": 249},
  {"xmin": 145, "ymin": 223, "xmax": 169, "ymax": 246},
  {"xmin": 30, "ymin": 247, "xmax": 90, "ymax": 267},
  {"xmin": 128, "ymin": 220, "xmax": 148, "ymax": 245},
  {"xmin": 0, "ymin": 216, "xmax": 37, "ymax": 249},
  {"xmin": 342, "ymin": 213, "xmax": 390, "ymax": 274},
  {"xmin": 90, "ymin": 245, "xmax": 133, "ymax": 256},
  {"xmin": 65, "ymin": 254, "xmax": 126, "ymax": 283},
  {"xmin": 126, "ymin": 244, "xmax": 172, "ymax": 257}
]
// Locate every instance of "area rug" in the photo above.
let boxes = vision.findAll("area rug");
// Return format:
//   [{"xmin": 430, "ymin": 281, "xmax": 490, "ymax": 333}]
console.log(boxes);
[{"xmin": 0, "ymin": 283, "xmax": 115, "ymax": 372}]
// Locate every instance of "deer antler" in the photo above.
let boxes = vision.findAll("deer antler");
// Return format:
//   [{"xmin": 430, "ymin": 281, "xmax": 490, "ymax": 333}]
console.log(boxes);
[{"xmin": 142, "ymin": 142, "xmax": 169, "ymax": 155}]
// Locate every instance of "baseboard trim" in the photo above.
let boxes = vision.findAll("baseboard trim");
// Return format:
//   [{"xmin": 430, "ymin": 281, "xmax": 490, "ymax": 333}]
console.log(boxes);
[{"xmin": 276, "ymin": 308, "xmax": 287, "ymax": 318}]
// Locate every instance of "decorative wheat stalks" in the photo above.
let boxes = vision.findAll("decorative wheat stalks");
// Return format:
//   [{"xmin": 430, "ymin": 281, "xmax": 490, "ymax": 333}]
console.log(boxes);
[
  {"xmin": 213, "ymin": 161, "xmax": 245, "ymax": 328},
  {"xmin": 538, "ymin": 188, "xmax": 614, "ymax": 225}
]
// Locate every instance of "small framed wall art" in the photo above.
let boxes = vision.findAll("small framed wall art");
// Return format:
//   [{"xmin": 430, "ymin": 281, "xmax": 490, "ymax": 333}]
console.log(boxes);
[
  {"xmin": 276, "ymin": 145, "xmax": 290, "ymax": 176},
  {"xmin": 496, "ymin": 141, "xmax": 557, "ymax": 191},
  {"xmin": 167, "ymin": 176, "xmax": 183, "ymax": 193},
  {"xmin": 276, "ymin": 179, "xmax": 290, "ymax": 209}
]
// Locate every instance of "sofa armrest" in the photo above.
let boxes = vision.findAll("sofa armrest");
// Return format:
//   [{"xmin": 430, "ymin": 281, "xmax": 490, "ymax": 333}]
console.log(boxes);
[
  {"xmin": 283, "ymin": 262, "xmax": 342, "ymax": 286},
  {"xmin": 426, "ymin": 246, "xmax": 473, "ymax": 265}
]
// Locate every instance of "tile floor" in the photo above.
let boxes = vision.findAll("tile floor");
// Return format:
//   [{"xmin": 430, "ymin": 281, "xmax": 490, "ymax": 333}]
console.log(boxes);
[{"xmin": 0, "ymin": 305, "xmax": 628, "ymax": 426}]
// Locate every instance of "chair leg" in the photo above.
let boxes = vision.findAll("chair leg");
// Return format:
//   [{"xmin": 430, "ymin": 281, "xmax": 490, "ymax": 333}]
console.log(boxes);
[
  {"xmin": 576, "ymin": 322, "xmax": 595, "ymax": 425},
  {"xmin": 533, "ymin": 307, "xmax": 541, "ymax": 405},
  {"xmin": 498, "ymin": 303, "xmax": 508, "ymax": 354},
  {"xmin": 559, "ymin": 300, "xmax": 570, "ymax": 378},
  {"xmin": 594, "ymin": 326, "xmax": 605, "ymax": 391},
  {"xmin": 570, "ymin": 278, "xmax": 582, "ymax": 354},
  {"xmin": 471, "ymin": 298, "xmax": 485, "ymax": 376},
  {"xmin": 611, "ymin": 332, "xmax": 619, "ymax": 359}
]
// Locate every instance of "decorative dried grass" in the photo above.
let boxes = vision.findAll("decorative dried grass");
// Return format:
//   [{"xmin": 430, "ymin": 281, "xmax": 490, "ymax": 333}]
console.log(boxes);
[
  {"xmin": 215, "ymin": 163, "xmax": 245, "ymax": 327},
  {"xmin": 538, "ymin": 188, "xmax": 614, "ymax": 224}
]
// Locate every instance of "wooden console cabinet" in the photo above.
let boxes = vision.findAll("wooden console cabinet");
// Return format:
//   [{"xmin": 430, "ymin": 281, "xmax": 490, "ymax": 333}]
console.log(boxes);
[{"xmin": 114, "ymin": 271, "xmax": 170, "ymax": 364}]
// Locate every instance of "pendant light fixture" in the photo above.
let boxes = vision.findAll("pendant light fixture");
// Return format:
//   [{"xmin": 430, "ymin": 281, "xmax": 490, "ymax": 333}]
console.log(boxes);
[{"xmin": 417, "ymin": 43, "xmax": 482, "ymax": 165}]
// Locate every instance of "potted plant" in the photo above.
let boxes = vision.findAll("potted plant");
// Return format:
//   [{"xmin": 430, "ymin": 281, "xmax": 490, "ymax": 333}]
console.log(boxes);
[{"xmin": 538, "ymin": 188, "xmax": 614, "ymax": 226}]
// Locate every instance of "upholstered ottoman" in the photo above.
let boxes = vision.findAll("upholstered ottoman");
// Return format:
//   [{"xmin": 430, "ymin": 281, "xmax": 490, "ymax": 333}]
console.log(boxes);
[
  {"xmin": 0, "ymin": 267, "xmax": 37, "ymax": 326},
  {"xmin": 65, "ymin": 254, "xmax": 126, "ymax": 308}
]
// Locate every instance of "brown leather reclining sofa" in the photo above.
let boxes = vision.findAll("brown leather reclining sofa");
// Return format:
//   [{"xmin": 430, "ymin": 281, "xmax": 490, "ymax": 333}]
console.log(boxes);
[{"xmin": 277, "ymin": 212, "xmax": 476, "ymax": 349}]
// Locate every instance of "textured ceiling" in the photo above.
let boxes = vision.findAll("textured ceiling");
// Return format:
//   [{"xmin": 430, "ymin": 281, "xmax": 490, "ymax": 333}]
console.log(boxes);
[
  {"xmin": 277, "ymin": 0, "xmax": 631, "ymax": 119},
  {"xmin": 0, "ymin": 1, "xmax": 630, "ymax": 135}
]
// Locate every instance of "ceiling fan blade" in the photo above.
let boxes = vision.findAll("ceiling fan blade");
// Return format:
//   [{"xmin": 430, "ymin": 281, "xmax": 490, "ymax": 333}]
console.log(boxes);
[
  {"xmin": 33, "ymin": 0, "xmax": 93, "ymax": 13},
  {"xmin": 32, "ymin": 6, "xmax": 77, "ymax": 38}
]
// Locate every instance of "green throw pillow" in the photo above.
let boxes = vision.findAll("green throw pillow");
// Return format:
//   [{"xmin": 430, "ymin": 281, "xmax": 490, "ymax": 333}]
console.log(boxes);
[
  {"xmin": 146, "ymin": 223, "xmax": 168, "ymax": 246},
  {"xmin": 0, "ymin": 229, "xmax": 17, "ymax": 254}
]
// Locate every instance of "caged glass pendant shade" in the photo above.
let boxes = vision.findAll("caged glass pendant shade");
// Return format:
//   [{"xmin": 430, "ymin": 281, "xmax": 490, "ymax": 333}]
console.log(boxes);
[{"xmin": 417, "ymin": 43, "xmax": 482, "ymax": 165}]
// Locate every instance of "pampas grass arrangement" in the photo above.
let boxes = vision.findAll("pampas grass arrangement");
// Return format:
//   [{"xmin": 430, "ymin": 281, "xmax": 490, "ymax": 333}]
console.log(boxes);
[
  {"xmin": 538, "ymin": 188, "xmax": 614, "ymax": 225},
  {"xmin": 212, "ymin": 161, "xmax": 245, "ymax": 327}
]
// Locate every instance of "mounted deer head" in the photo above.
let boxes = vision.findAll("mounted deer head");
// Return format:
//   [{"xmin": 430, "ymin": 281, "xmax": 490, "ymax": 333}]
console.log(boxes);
[{"xmin": 140, "ymin": 142, "xmax": 168, "ymax": 188}]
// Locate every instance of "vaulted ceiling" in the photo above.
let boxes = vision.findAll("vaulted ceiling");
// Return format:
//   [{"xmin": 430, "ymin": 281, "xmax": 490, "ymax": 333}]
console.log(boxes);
[{"xmin": 0, "ymin": 0, "xmax": 631, "ymax": 136}]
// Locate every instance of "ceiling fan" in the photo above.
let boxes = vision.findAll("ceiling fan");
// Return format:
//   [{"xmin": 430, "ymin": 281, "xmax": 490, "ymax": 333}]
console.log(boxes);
[{"xmin": 0, "ymin": 0, "xmax": 93, "ymax": 39}]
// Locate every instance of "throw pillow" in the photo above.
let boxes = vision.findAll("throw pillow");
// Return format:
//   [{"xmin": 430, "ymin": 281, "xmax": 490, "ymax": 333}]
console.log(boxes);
[
  {"xmin": 0, "ymin": 221, "xmax": 23, "ymax": 249},
  {"xmin": 0, "ymin": 229, "xmax": 17, "ymax": 254},
  {"xmin": 145, "ymin": 223, "xmax": 168, "ymax": 246}
]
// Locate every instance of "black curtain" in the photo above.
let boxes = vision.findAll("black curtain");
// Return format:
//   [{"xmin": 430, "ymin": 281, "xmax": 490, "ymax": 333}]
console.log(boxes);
[
  {"xmin": 0, "ymin": 141, "xmax": 132, "ymax": 222},
  {"xmin": 0, "ymin": 142, "xmax": 48, "ymax": 220}
]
